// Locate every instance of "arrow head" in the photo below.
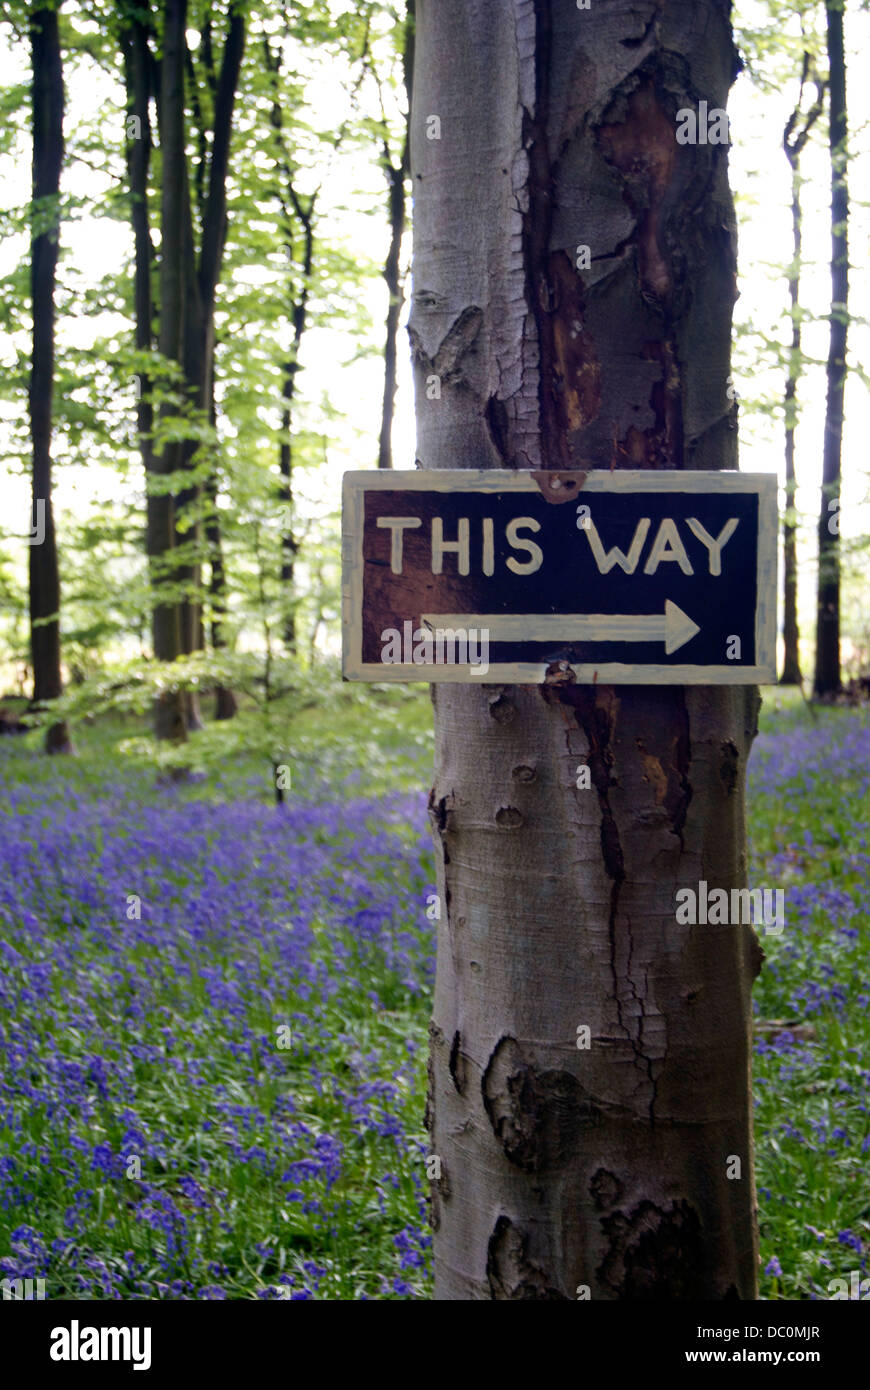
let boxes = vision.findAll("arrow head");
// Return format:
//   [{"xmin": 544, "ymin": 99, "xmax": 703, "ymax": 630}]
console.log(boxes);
[{"xmin": 664, "ymin": 600, "xmax": 701, "ymax": 654}]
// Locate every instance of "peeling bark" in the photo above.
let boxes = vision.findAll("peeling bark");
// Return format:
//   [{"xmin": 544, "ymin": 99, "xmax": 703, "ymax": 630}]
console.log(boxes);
[{"xmin": 413, "ymin": 0, "xmax": 760, "ymax": 1300}]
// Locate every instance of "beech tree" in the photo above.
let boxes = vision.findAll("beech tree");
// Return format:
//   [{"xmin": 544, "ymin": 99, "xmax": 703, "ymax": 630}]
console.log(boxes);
[
  {"xmin": 120, "ymin": 0, "xmax": 245, "ymax": 740},
  {"xmin": 263, "ymin": 29, "xmax": 316, "ymax": 653},
  {"xmin": 413, "ymin": 0, "xmax": 762, "ymax": 1299},
  {"xmin": 814, "ymin": 0, "xmax": 848, "ymax": 698},
  {"xmin": 782, "ymin": 51, "xmax": 824, "ymax": 686},
  {"xmin": 29, "ymin": 1, "xmax": 72, "ymax": 754},
  {"xmin": 375, "ymin": 0, "xmax": 414, "ymax": 470}
]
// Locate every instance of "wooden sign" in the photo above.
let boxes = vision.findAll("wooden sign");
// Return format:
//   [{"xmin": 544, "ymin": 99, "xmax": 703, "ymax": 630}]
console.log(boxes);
[{"xmin": 342, "ymin": 470, "xmax": 777, "ymax": 684}]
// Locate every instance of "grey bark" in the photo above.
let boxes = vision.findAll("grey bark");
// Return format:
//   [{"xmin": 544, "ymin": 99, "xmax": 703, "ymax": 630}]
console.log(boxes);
[{"xmin": 413, "ymin": 0, "xmax": 761, "ymax": 1300}]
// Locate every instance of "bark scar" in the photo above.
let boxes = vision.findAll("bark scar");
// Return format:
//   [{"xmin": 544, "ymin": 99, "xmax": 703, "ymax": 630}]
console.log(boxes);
[
  {"xmin": 487, "ymin": 1214, "xmax": 569, "ymax": 1300},
  {"xmin": 409, "ymin": 305, "xmax": 484, "ymax": 385},
  {"xmin": 542, "ymin": 684, "xmax": 660, "ymax": 1119},
  {"xmin": 482, "ymin": 1035, "xmax": 600, "ymax": 1172}
]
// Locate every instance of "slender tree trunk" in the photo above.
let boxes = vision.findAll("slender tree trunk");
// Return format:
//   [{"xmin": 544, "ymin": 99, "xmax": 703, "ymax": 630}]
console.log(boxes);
[
  {"xmin": 415, "ymin": 0, "xmax": 761, "ymax": 1300},
  {"xmin": 150, "ymin": 0, "xmax": 188, "ymax": 742},
  {"xmin": 781, "ymin": 58, "xmax": 823, "ymax": 687},
  {"xmin": 782, "ymin": 166, "xmax": 803, "ymax": 685},
  {"xmin": 814, "ymin": 1, "xmax": 848, "ymax": 698},
  {"xmin": 377, "ymin": 149, "xmax": 408, "ymax": 470},
  {"xmin": 122, "ymin": 1, "xmax": 163, "ymax": 734},
  {"xmin": 123, "ymin": 3, "xmax": 201, "ymax": 733},
  {"xmin": 148, "ymin": 1, "xmax": 244, "ymax": 736},
  {"xmin": 265, "ymin": 34, "xmax": 313, "ymax": 651},
  {"xmin": 122, "ymin": 11, "xmax": 155, "ymax": 483},
  {"xmin": 175, "ymin": 6, "xmax": 244, "ymax": 727},
  {"xmin": 377, "ymin": 2, "xmax": 414, "ymax": 470},
  {"xmin": 278, "ymin": 391, "xmax": 299, "ymax": 651},
  {"xmin": 204, "ymin": 393, "xmax": 238, "ymax": 721},
  {"xmin": 175, "ymin": 174, "xmax": 206, "ymax": 730},
  {"xmin": 277, "ymin": 225, "xmax": 312, "ymax": 653},
  {"xmin": 28, "ymin": 5, "xmax": 72, "ymax": 755}
]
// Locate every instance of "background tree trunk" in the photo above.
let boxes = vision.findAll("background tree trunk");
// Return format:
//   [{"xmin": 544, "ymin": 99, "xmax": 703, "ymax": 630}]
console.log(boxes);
[
  {"xmin": 265, "ymin": 33, "xmax": 314, "ymax": 651},
  {"xmin": 275, "ymin": 204, "xmax": 312, "ymax": 653},
  {"xmin": 176, "ymin": 3, "xmax": 244, "ymax": 728},
  {"xmin": 377, "ymin": 1, "xmax": 414, "ymax": 470},
  {"xmin": 781, "ymin": 99, "xmax": 804, "ymax": 687},
  {"xmin": 122, "ymin": 7, "xmax": 155, "ymax": 484},
  {"xmin": 151, "ymin": 0, "xmax": 188, "ymax": 743},
  {"xmin": 204, "ymin": 400, "xmax": 238, "ymax": 722},
  {"xmin": 413, "ymin": 0, "xmax": 762, "ymax": 1300},
  {"xmin": 781, "ymin": 56, "xmax": 823, "ymax": 687},
  {"xmin": 28, "ymin": 4, "xmax": 72, "ymax": 755},
  {"xmin": 814, "ymin": 1, "xmax": 848, "ymax": 698},
  {"xmin": 148, "ymin": 0, "xmax": 244, "ymax": 737}
]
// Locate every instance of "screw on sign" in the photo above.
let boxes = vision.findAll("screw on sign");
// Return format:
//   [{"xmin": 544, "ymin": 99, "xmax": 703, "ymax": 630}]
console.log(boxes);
[{"xmin": 342, "ymin": 469, "xmax": 777, "ymax": 685}]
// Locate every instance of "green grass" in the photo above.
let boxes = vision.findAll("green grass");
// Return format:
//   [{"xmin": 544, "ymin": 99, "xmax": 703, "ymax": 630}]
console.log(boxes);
[
  {"xmin": 0, "ymin": 681, "xmax": 866, "ymax": 1298},
  {"xmin": 749, "ymin": 690, "xmax": 870, "ymax": 1298}
]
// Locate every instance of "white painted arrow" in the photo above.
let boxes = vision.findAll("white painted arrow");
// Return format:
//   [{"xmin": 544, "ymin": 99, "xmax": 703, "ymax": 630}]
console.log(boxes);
[{"xmin": 422, "ymin": 600, "xmax": 701, "ymax": 655}]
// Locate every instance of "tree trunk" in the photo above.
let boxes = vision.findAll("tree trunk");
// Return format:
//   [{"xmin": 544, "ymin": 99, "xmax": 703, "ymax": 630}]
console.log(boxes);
[
  {"xmin": 123, "ymin": 2, "xmax": 166, "ymax": 733},
  {"xmin": 265, "ymin": 34, "xmax": 313, "ymax": 651},
  {"xmin": 277, "ymin": 235, "xmax": 311, "ymax": 652},
  {"xmin": 122, "ymin": 9, "xmax": 155, "ymax": 483},
  {"xmin": 204, "ymin": 399, "xmax": 238, "ymax": 721},
  {"xmin": 150, "ymin": 0, "xmax": 188, "ymax": 743},
  {"xmin": 175, "ymin": 4, "xmax": 244, "ymax": 727},
  {"xmin": 377, "ymin": 2, "xmax": 414, "ymax": 470},
  {"xmin": 124, "ymin": 4, "xmax": 197, "ymax": 734},
  {"xmin": 175, "ymin": 182, "xmax": 205, "ymax": 731},
  {"xmin": 28, "ymin": 4, "xmax": 72, "ymax": 755},
  {"xmin": 377, "ymin": 149, "xmax": 408, "ymax": 471},
  {"xmin": 414, "ymin": 0, "xmax": 761, "ymax": 1300},
  {"xmin": 781, "ymin": 57, "xmax": 823, "ymax": 688},
  {"xmin": 814, "ymin": 2, "xmax": 847, "ymax": 698},
  {"xmin": 148, "ymin": 0, "xmax": 244, "ymax": 736},
  {"xmin": 781, "ymin": 158, "xmax": 803, "ymax": 686}
]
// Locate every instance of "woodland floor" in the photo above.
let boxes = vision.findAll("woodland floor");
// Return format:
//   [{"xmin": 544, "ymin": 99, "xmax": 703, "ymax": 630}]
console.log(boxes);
[{"xmin": 0, "ymin": 687, "xmax": 867, "ymax": 1299}]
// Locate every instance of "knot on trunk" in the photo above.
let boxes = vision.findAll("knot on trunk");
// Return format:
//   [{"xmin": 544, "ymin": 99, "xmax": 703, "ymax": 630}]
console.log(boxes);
[
  {"xmin": 486, "ymin": 1215, "xmax": 570, "ymax": 1301},
  {"xmin": 482, "ymin": 1036, "xmax": 600, "ymax": 1172},
  {"xmin": 598, "ymin": 1198, "xmax": 704, "ymax": 1298}
]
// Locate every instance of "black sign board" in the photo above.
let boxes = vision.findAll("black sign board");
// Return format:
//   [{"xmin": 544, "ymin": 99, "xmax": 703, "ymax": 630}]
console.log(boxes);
[{"xmin": 342, "ymin": 470, "xmax": 777, "ymax": 684}]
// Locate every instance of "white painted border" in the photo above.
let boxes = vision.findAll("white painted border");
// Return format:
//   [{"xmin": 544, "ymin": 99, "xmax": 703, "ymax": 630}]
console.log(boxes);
[{"xmin": 341, "ymin": 470, "xmax": 778, "ymax": 685}]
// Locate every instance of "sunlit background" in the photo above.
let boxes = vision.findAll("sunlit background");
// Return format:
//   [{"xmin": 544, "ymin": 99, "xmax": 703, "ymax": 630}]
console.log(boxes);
[{"xmin": 1, "ymin": 0, "xmax": 868, "ymax": 681}]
